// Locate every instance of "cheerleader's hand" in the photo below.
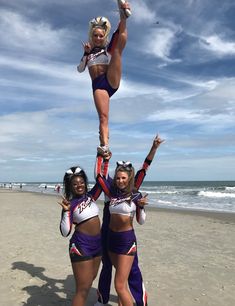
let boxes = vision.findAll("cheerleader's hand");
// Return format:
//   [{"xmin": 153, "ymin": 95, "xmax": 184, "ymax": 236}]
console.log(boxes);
[
  {"xmin": 58, "ymin": 196, "xmax": 71, "ymax": 211},
  {"xmin": 82, "ymin": 41, "xmax": 92, "ymax": 54},
  {"xmin": 137, "ymin": 193, "xmax": 148, "ymax": 208},
  {"xmin": 153, "ymin": 134, "xmax": 165, "ymax": 149}
]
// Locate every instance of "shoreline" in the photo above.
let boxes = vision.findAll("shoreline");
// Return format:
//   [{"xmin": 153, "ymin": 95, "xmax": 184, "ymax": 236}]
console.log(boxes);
[{"xmin": 1, "ymin": 188, "xmax": 235, "ymax": 219}]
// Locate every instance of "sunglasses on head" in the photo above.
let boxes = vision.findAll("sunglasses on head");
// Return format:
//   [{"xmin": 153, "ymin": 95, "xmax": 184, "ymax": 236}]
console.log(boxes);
[
  {"xmin": 66, "ymin": 167, "xmax": 82, "ymax": 175},
  {"xmin": 116, "ymin": 161, "xmax": 132, "ymax": 168}
]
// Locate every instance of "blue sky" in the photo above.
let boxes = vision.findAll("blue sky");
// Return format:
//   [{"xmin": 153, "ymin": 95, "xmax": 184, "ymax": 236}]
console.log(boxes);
[{"xmin": 0, "ymin": 0, "xmax": 235, "ymax": 182}]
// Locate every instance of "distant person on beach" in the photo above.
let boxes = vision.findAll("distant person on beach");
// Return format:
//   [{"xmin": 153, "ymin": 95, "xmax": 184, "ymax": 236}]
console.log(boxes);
[
  {"xmin": 55, "ymin": 184, "xmax": 61, "ymax": 193},
  {"xmin": 59, "ymin": 160, "xmax": 109, "ymax": 306},
  {"xmin": 94, "ymin": 135, "xmax": 164, "ymax": 306},
  {"xmin": 77, "ymin": 0, "xmax": 131, "ymax": 154}
]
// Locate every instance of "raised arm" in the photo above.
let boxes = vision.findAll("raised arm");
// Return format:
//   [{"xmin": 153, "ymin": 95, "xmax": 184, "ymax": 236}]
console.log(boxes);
[
  {"xmin": 94, "ymin": 151, "xmax": 113, "ymax": 198},
  {"xmin": 135, "ymin": 134, "xmax": 164, "ymax": 189},
  {"xmin": 145, "ymin": 134, "xmax": 164, "ymax": 162},
  {"xmin": 89, "ymin": 152, "xmax": 112, "ymax": 201},
  {"xmin": 94, "ymin": 151, "xmax": 112, "ymax": 179},
  {"xmin": 93, "ymin": 151, "xmax": 112, "ymax": 198}
]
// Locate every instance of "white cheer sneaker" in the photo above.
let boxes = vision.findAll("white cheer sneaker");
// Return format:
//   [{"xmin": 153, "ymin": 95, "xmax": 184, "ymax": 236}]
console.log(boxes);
[{"xmin": 117, "ymin": 0, "xmax": 131, "ymax": 18}]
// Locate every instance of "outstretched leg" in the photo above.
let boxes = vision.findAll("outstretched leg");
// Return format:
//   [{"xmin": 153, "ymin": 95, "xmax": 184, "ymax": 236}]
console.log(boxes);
[{"xmin": 107, "ymin": 1, "xmax": 130, "ymax": 89}]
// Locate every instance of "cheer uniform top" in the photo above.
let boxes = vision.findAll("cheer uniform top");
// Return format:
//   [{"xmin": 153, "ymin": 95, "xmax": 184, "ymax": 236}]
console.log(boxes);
[
  {"xmin": 60, "ymin": 194, "xmax": 100, "ymax": 237},
  {"xmin": 77, "ymin": 29, "xmax": 120, "ymax": 97},
  {"xmin": 95, "ymin": 154, "xmax": 151, "ymax": 303},
  {"xmin": 60, "ymin": 156, "xmax": 109, "ymax": 237},
  {"xmin": 77, "ymin": 47, "xmax": 111, "ymax": 72},
  {"xmin": 59, "ymin": 156, "xmax": 109, "ymax": 262},
  {"xmin": 96, "ymin": 155, "xmax": 153, "ymax": 227},
  {"xmin": 97, "ymin": 177, "xmax": 146, "ymax": 225},
  {"xmin": 96, "ymin": 176, "xmax": 145, "ymax": 255},
  {"xmin": 96, "ymin": 155, "xmax": 152, "ymax": 224}
]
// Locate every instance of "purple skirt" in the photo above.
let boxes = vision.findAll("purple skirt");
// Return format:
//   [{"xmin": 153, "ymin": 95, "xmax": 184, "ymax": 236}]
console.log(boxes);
[
  {"xmin": 108, "ymin": 229, "xmax": 137, "ymax": 256},
  {"xmin": 69, "ymin": 231, "xmax": 102, "ymax": 262}
]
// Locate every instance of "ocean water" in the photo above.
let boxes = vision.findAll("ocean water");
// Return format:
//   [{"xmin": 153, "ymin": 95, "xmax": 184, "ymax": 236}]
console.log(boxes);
[
  {"xmin": 139, "ymin": 181, "xmax": 235, "ymax": 213},
  {"xmin": 1, "ymin": 181, "xmax": 235, "ymax": 213}
]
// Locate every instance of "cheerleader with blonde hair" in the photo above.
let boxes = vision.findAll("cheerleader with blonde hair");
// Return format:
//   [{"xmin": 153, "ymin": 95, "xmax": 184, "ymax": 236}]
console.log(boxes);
[
  {"xmin": 77, "ymin": 0, "xmax": 131, "ymax": 154},
  {"xmin": 88, "ymin": 16, "xmax": 111, "ymax": 45}
]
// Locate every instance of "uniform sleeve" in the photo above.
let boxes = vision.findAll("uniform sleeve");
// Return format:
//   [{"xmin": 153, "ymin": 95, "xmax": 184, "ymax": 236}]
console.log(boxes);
[
  {"xmin": 136, "ymin": 206, "xmax": 146, "ymax": 225},
  {"xmin": 88, "ymin": 154, "xmax": 106, "ymax": 201},
  {"xmin": 94, "ymin": 153, "xmax": 112, "ymax": 197},
  {"xmin": 135, "ymin": 158, "xmax": 152, "ymax": 190},
  {"xmin": 77, "ymin": 53, "xmax": 88, "ymax": 73},
  {"xmin": 96, "ymin": 174, "xmax": 112, "ymax": 198},
  {"xmin": 94, "ymin": 154, "xmax": 110, "ymax": 179},
  {"xmin": 60, "ymin": 210, "xmax": 72, "ymax": 237},
  {"xmin": 94, "ymin": 155, "xmax": 103, "ymax": 178},
  {"xmin": 102, "ymin": 159, "xmax": 109, "ymax": 179},
  {"xmin": 89, "ymin": 182, "xmax": 102, "ymax": 201},
  {"xmin": 132, "ymin": 192, "xmax": 147, "ymax": 225}
]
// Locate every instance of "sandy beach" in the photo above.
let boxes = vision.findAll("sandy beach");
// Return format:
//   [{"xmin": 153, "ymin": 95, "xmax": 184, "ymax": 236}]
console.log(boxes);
[{"xmin": 0, "ymin": 189, "xmax": 235, "ymax": 306}]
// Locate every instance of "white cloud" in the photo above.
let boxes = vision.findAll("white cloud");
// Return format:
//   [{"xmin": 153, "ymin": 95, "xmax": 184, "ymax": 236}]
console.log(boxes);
[
  {"xmin": 0, "ymin": 54, "xmax": 93, "ymax": 103},
  {"xmin": 131, "ymin": 0, "xmax": 156, "ymax": 23},
  {"xmin": 0, "ymin": 0, "xmax": 235, "ymax": 181},
  {"xmin": 147, "ymin": 77, "xmax": 235, "ymax": 131},
  {"xmin": 148, "ymin": 108, "xmax": 235, "ymax": 130},
  {"xmin": 200, "ymin": 35, "xmax": 235, "ymax": 56},
  {"xmin": 115, "ymin": 76, "xmax": 169, "ymax": 99},
  {"xmin": 0, "ymin": 9, "xmax": 69, "ymax": 55},
  {"xmin": 0, "ymin": 109, "xmax": 99, "ymax": 160},
  {"xmin": 143, "ymin": 28, "xmax": 181, "ymax": 62},
  {"xmin": 0, "ymin": 55, "xmax": 78, "ymax": 80}
]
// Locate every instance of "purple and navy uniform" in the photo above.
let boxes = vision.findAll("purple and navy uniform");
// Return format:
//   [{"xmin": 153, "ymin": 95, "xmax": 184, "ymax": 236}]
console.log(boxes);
[
  {"xmin": 77, "ymin": 28, "xmax": 120, "ymax": 97},
  {"xmin": 60, "ymin": 156, "xmax": 108, "ymax": 262},
  {"xmin": 95, "ymin": 156, "xmax": 152, "ymax": 306}
]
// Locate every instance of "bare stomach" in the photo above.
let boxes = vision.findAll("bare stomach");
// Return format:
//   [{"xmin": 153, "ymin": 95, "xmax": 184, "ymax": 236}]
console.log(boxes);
[
  {"xmin": 109, "ymin": 214, "xmax": 133, "ymax": 232},
  {"xmin": 75, "ymin": 216, "xmax": 101, "ymax": 236},
  {"xmin": 89, "ymin": 64, "xmax": 108, "ymax": 80}
]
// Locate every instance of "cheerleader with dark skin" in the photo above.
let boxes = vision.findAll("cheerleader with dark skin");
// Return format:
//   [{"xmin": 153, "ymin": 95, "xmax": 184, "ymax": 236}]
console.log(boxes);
[{"xmin": 59, "ymin": 165, "xmax": 104, "ymax": 306}]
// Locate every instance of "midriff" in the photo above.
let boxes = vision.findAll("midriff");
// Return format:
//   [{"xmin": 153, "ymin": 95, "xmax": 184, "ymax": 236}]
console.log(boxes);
[
  {"xmin": 89, "ymin": 64, "xmax": 108, "ymax": 80},
  {"xmin": 109, "ymin": 214, "xmax": 133, "ymax": 232},
  {"xmin": 75, "ymin": 216, "xmax": 100, "ymax": 236}
]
